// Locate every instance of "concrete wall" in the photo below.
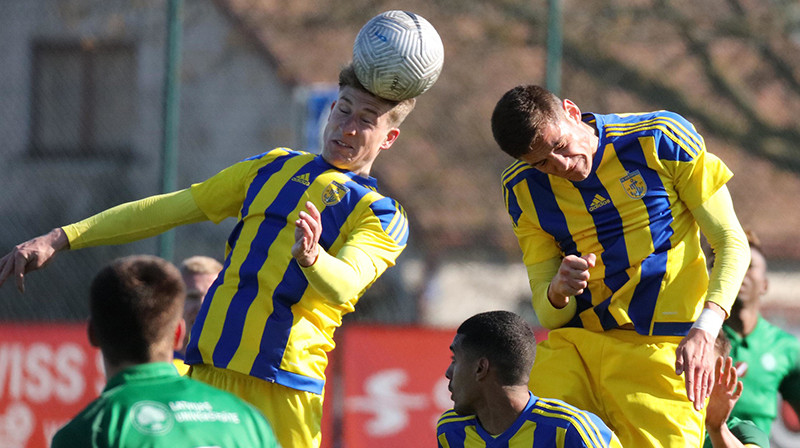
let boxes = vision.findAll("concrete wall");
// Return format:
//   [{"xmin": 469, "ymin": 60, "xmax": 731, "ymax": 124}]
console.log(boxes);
[{"xmin": 0, "ymin": 0, "xmax": 297, "ymax": 319}]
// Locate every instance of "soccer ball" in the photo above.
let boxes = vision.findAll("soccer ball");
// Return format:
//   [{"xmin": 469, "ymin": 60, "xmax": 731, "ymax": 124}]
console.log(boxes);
[{"xmin": 352, "ymin": 10, "xmax": 444, "ymax": 101}]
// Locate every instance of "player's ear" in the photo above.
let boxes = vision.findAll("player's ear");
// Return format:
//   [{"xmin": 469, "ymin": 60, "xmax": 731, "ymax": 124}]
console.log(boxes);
[
  {"xmin": 173, "ymin": 318, "xmax": 187, "ymax": 351},
  {"xmin": 380, "ymin": 128, "xmax": 400, "ymax": 150},
  {"xmin": 475, "ymin": 357, "xmax": 490, "ymax": 381},
  {"xmin": 563, "ymin": 99, "xmax": 582, "ymax": 122}
]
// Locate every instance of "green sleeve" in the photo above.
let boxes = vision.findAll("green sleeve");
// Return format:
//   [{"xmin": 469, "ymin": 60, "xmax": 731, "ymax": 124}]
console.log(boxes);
[
  {"xmin": 728, "ymin": 417, "xmax": 771, "ymax": 447},
  {"xmin": 50, "ymin": 418, "xmax": 92, "ymax": 448},
  {"xmin": 779, "ymin": 337, "xmax": 800, "ymax": 412}
]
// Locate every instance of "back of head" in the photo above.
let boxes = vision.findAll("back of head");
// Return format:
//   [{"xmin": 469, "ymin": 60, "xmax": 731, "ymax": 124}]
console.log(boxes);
[
  {"xmin": 491, "ymin": 85, "xmax": 563, "ymax": 159},
  {"xmin": 338, "ymin": 63, "xmax": 416, "ymax": 127},
  {"xmin": 90, "ymin": 255, "xmax": 185, "ymax": 365},
  {"xmin": 457, "ymin": 311, "xmax": 536, "ymax": 386}
]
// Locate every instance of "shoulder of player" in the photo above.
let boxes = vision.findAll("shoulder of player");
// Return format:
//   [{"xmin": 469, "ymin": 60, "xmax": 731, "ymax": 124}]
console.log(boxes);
[
  {"xmin": 326, "ymin": 179, "xmax": 405, "ymax": 217},
  {"xmin": 757, "ymin": 317, "xmax": 800, "ymax": 344},
  {"xmin": 51, "ymin": 405, "xmax": 97, "ymax": 447},
  {"xmin": 599, "ymin": 111, "xmax": 700, "ymax": 142},
  {"xmin": 502, "ymin": 160, "xmax": 539, "ymax": 187},
  {"xmin": 256, "ymin": 147, "xmax": 310, "ymax": 161},
  {"xmin": 599, "ymin": 110, "xmax": 689, "ymax": 127},
  {"xmin": 436, "ymin": 409, "xmax": 477, "ymax": 430},
  {"xmin": 529, "ymin": 397, "xmax": 610, "ymax": 433}
]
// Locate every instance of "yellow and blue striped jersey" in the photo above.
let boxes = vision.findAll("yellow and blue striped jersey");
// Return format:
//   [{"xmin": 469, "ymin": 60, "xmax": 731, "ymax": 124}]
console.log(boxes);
[
  {"xmin": 437, "ymin": 393, "xmax": 621, "ymax": 448},
  {"xmin": 184, "ymin": 148, "xmax": 409, "ymax": 394},
  {"xmin": 503, "ymin": 111, "xmax": 732, "ymax": 336}
]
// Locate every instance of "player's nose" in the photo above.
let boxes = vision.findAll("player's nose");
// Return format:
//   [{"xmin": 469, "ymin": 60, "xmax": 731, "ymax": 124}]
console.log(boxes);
[{"xmin": 340, "ymin": 116, "xmax": 358, "ymax": 135}]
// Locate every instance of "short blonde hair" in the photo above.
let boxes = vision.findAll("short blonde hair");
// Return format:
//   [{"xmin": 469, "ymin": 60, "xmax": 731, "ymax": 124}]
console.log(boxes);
[
  {"xmin": 338, "ymin": 63, "xmax": 416, "ymax": 127},
  {"xmin": 179, "ymin": 256, "xmax": 222, "ymax": 276},
  {"xmin": 744, "ymin": 229, "xmax": 762, "ymax": 252}
]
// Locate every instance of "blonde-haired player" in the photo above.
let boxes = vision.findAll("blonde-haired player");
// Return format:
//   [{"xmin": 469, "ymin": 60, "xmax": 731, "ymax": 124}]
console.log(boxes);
[
  {"xmin": 0, "ymin": 63, "xmax": 416, "ymax": 448},
  {"xmin": 173, "ymin": 255, "xmax": 223, "ymax": 375}
]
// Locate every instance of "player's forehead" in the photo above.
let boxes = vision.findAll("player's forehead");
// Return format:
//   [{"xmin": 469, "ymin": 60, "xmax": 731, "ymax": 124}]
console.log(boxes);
[
  {"xmin": 338, "ymin": 86, "xmax": 392, "ymax": 116},
  {"xmin": 748, "ymin": 246, "xmax": 767, "ymax": 268},
  {"xmin": 523, "ymin": 121, "xmax": 564, "ymax": 161},
  {"xmin": 536, "ymin": 120, "xmax": 566, "ymax": 148},
  {"xmin": 450, "ymin": 334, "xmax": 467, "ymax": 354}
]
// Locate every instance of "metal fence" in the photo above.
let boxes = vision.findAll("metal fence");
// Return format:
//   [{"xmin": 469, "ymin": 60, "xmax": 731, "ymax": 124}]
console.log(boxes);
[
  {"xmin": 2, "ymin": 0, "xmax": 800, "ymax": 329},
  {"xmin": 3, "ymin": 1, "xmax": 800, "ymax": 447}
]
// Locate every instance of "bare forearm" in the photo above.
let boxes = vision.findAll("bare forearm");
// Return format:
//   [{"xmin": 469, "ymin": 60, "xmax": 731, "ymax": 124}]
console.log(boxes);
[{"xmin": 706, "ymin": 425, "xmax": 746, "ymax": 448}]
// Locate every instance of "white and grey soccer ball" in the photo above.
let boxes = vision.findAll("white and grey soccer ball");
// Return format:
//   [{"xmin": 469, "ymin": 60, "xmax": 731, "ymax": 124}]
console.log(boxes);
[{"xmin": 353, "ymin": 10, "xmax": 444, "ymax": 101}]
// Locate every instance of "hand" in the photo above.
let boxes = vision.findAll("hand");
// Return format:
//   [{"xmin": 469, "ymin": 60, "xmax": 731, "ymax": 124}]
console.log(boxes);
[
  {"xmin": 548, "ymin": 253, "xmax": 596, "ymax": 308},
  {"xmin": 675, "ymin": 325, "xmax": 719, "ymax": 411},
  {"xmin": 0, "ymin": 228, "xmax": 69, "ymax": 293},
  {"xmin": 706, "ymin": 356, "xmax": 743, "ymax": 432},
  {"xmin": 291, "ymin": 201, "xmax": 322, "ymax": 267}
]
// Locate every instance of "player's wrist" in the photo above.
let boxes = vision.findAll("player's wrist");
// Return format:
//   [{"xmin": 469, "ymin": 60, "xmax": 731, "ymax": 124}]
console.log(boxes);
[
  {"xmin": 691, "ymin": 307, "xmax": 724, "ymax": 336},
  {"xmin": 51, "ymin": 227, "xmax": 71, "ymax": 251},
  {"xmin": 298, "ymin": 252, "xmax": 319, "ymax": 268},
  {"xmin": 546, "ymin": 283, "xmax": 570, "ymax": 309}
]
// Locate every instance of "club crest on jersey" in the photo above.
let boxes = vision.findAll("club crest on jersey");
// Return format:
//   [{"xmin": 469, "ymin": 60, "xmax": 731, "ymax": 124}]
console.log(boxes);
[
  {"xmin": 620, "ymin": 170, "xmax": 647, "ymax": 199},
  {"xmin": 131, "ymin": 401, "xmax": 174, "ymax": 435},
  {"xmin": 322, "ymin": 180, "xmax": 350, "ymax": 206}
]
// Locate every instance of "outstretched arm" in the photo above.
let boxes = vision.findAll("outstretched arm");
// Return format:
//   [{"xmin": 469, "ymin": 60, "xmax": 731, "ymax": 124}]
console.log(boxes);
[{"xmin": 0, "ymin": 189, "xmax": 207, "ymax": 292}]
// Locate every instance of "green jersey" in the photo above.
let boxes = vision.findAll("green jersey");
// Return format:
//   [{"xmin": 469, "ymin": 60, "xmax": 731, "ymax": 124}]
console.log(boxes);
[
  {"xmin": 702, "ymin": 416, "xmax": 770, "ymax": 448},
  {"xmin": 724, "ymin": 317, "xmax": 800, "ymax": 434},
  {"xmin": 52, "ymin": 363, "xmax": 279, "ymax": 448}
]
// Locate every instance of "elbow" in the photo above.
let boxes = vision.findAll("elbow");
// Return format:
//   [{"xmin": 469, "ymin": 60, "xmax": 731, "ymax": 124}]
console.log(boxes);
[
  {"xmin": 318, "ymin": 281, "xmax": 362, "ymax": 306},
  {"xmin": 537, "ymin": 312, "xmax": 570, "ymax": 330},
  {"xmin": 323, "ymin": 292, "xmax": 354, "ymax": 306}
]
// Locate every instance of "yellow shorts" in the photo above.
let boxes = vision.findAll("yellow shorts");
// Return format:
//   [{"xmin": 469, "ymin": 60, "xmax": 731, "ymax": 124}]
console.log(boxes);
[
  {"xmin": 189, "ymin": 364, "xmax": 323, "ymax": 448},
  {"xmin": 530, "ymin": 328, "xmax": 704, "ymax": 448}
]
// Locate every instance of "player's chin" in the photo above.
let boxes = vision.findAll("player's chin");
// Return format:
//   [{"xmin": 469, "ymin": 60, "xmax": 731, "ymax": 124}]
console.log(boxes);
[
  {"xmin": 323, "ymin": 149, "xmax": 353, "ymax": 167},
  {"xmin": 328, "ymin": 156, "xmax": 354, "ymax": 171},
  {"xmin": 566, "ymin": 169, "xmax": 590, "ymax": 182}
]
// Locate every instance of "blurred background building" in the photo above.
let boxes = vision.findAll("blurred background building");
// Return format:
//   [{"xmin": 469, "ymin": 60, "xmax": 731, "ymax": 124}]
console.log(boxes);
[{"xmin": 1, "ymin": 0, "xmax": 800, "ymax": 444}]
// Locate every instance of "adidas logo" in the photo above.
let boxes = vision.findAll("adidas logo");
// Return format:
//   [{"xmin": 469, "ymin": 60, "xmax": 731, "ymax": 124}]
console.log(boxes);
[
  {"xmin": 291, "ymin": 173, "xmax": 311, "ymax": 186},
  {"xmin": 589, "ymin": 194, "xmax": 610, "ymax": 212}
]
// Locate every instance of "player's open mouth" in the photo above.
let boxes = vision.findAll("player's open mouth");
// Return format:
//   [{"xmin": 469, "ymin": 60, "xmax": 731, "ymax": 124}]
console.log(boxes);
[{"xmin": 334, "ymin": 140, "xmax": 352, "ymax": 149}]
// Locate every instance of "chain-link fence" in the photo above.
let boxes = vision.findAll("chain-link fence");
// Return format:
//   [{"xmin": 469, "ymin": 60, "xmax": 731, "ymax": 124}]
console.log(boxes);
[
  {"xmin": 2, "ymin": 0, "xmax": 800, "ymax": 327},
  {"xmin": 4, "ymin": 1, "xmax": 800, "ymax": 447}
]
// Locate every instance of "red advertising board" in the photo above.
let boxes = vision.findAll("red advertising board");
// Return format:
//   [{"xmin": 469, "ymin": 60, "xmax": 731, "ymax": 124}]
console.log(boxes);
[
  {"xmin": 0, "ymin": 323, "xmax": 104, "ymax": 448},
  {"xmin": 18, "ymin": 323, "xmax": 793, "ymax": 448},
  {"xmin": 337, "ymin": 325, "xmax": 454, "ymax": 448},
  {"xmin": 0, "ymin": 323, "xmax": 538, "ymax": 447}
]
